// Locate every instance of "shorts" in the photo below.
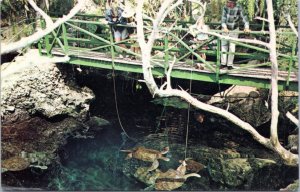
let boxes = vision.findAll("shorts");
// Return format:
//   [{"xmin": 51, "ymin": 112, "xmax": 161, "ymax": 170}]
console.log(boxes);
[{"xmin": 113, "ymin": 28, "xmax": 128, "ymax": 39}]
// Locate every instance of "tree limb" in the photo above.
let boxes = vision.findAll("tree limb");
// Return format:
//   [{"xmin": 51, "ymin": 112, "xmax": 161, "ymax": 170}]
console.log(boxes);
[
  {"xmin": 1, "ymin": 0, "xmax": 85, "ymax": 55},
  {"xmin": 255, "ymin": 16, "xmax": 269, "ymax": 22},
  {"xmin": 194, "ymin": 29, "xmax": 270, "ymax": 48},
  {"xmin": 285, "ymin": 13, "xmax": 298, "ymax": 37},
  {"xmin": 147, "ymin": 0, "xmax": 177, "ymax": 48},
  {"xmin": 266, "ymin": 0, "xmax": 280, "ymax": 147},
  {"xmin": 166, "ymin": 56, "xmax": 176, "ymax": 90},
  {"xmin": 28, "ymin": 0, "xmax": 53, "ymax": 28},
  {"xmin": 286, "ymin": 111, "xmax": 299, "ymax": 127}
]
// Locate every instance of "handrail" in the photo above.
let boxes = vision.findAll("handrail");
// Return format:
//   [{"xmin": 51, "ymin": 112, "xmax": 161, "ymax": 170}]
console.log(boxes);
[{"xmin": 49, "ymin": 11, "xmax": 297, "ymax": 29}]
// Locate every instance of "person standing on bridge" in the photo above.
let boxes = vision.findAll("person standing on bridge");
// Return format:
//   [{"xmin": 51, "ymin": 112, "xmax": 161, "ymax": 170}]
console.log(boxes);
[
  {"xmin": 221, "ymin": 0, "xmax": 250, "ymax": 70},
  {"xmin": 105, "ymin": 0, "xmax": 128, "ymax": 49}
]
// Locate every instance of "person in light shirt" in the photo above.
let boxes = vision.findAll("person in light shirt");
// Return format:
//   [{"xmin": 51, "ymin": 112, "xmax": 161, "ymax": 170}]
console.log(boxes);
[{"xmin": 221, "ymin": 0, "xmax": 250, "ymax": 69}]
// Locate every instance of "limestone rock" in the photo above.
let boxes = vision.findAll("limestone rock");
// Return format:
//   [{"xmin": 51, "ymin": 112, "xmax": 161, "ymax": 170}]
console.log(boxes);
[
  {"xmin": 207, "ymin": 86, "xmax": 270, "ymax": 127},
  {"xmin": 208, "ymin": 158, "xmax": 277, "ymax": 187},
  {"xmin": 1, "ymin": 50, "xmax": 95, "ymax": 121},
  {"xmin": 1, "ymin": 49, "xmax": 96, "ymax": 171},
  {"xmin": 286, "ymin": 135, "xmax": 298, "ymax": 153}
]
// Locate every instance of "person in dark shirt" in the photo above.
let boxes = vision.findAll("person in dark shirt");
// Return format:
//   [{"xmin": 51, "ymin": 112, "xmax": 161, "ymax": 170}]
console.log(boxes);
[
  {"xmin": 221, "ymin": 0, "xmax": 250, "ymax": 69},
  {"xmin": 105, "ymin": 0, "xmax": 128, "ymax": 49}
]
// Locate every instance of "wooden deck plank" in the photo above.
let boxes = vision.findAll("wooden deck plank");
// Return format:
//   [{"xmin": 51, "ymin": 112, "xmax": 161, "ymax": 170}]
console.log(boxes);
[{"xmin": 49, "ymin": 48, "xmax": 297, "ymax": 83}]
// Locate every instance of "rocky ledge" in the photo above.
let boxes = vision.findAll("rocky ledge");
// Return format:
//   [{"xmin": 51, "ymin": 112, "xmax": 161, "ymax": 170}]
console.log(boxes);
[{"xmin": 1, "ymin": 50, "xmax": 96, "ymax": 172}]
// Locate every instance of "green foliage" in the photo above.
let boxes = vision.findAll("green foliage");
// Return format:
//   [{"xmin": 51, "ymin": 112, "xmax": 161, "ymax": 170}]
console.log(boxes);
[
  {"xmin": 206, "ymin": 0, "xmax": 227, "ymax": 23},
  {"xmin": 237, "ymin": 0, "xmax": 256, "ymax": 21},
  {"xmin": 49, "ymin": 0, "xmax": 75, "ymax": 15},
  {"xmin": 259, "ymin": 0, "xmax": 265, "ymax": 16}
]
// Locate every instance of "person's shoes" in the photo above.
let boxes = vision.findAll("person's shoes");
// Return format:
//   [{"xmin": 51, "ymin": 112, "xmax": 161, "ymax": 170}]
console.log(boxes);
[
  {"xmin": 227, "ymin": 66, "xmax": 234, "ymax": 70},
  {"xmin": 220, "ymin": 65, "xmax": 227, "ymax": 70}
]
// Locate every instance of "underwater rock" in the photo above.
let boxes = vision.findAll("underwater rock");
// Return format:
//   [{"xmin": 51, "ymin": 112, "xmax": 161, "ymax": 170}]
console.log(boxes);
[
  {"xmin": 208, "ymin": 158, "xmax": 280, "ymax": 188},
  {"xmin": 2, "ymin": 117, "xmax": 89, "ymax": 170},
  {"xmin": 121, "ymin": 134, "xmax": 296, "ymax": 190},
  {"xmin": 85, "ymin": 116, "xmax": 111, "ymax": 132}
]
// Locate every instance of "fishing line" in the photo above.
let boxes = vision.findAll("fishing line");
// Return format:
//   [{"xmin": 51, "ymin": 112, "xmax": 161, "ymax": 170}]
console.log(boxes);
[
  {"xmin": 154, "ymin": 105, "xmax": 167, "ymax": 134},
  {"xmin": 112, "ymin": 62, "xmax": 137, "ymax": 142},
  {"xmin": 184, "ymin": 52, "xmax": 194, "ymax": 159}
]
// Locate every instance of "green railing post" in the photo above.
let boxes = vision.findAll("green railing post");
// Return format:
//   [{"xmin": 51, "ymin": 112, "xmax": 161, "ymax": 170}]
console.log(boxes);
[
  {"xmin": 216, "ymin": 37, "xmax": 221, "ymax": 82},
  {"xmin": 62, "ymin": 23, "xmax": 69, "ymax": 54},
  {"xmin": 45, "ymin": 35, "xmax": 51, "ymax": 57},
  {"xmin": 164, "ymin": 33, "xmax": 169, "ymax": 74},
  {"xmin": 40, "ymin": 19, "xmax": 51, "ymax": 57},
  {"xmin": 286, "ymin": 40, "xmax": 296, "ymax": 88},
  {"xmin": 37, "ymin": 19, "xmax": 44, "ymax": 56},
  {"xmin": 38, "ymin": 40, "xmax": 42, "ymax": 55},
  {"xmin": 261, "ymin": 3, "xmax": 266, "ymax": 31}
]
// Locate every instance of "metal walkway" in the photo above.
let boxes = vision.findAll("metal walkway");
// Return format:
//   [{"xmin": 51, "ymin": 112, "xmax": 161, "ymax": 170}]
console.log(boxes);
[
  {"xmin": 48, "ymin": 47, "xmax": 298, "ymax": 91},
  {"xmin": 38, "ymin": 15, "xmax": 298, "ymax": 91}
]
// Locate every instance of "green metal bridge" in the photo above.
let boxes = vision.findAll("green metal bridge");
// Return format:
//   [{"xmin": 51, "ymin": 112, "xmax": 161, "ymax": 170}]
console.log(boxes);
[{"xmin": 38, "ymin": 14, "xmax": 298, "ymax": 91}]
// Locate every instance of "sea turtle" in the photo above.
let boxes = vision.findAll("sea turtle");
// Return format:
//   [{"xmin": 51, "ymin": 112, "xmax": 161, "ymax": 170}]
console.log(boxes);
[
  {"xmin": 134, "ymin": 167, "xmax": 162, "ymax": 186},
  {"xmin": 121, "ymin": 146, "xmax": 170, "ymax": 171},
  {"xmin": 179, "ymin": 158, "xmax": 206, "ymax": 173},
  {"xmin": 155, "ymin": 160, "xmax": 201, "ymax": 191},
  {"xmin": 2, "ymin": 156, "xmax": 30, "ymax": 172}
]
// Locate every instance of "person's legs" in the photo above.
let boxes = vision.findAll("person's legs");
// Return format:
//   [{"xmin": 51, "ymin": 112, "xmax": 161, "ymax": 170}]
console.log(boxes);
[
  {"xmin": 227, "ymin": 42, "xmax": 236, "ymax": 67},
  {"xmin": 227, "ymin": 30, "xmax": 239, "ymax": 67},
  {"xmin": 221, "ymin": 39, "xmax": 228, "ymax": 67},
  {"xmin": 119, "ymin": 28, "xmax": 128, "ymax": 49},
  {"xmin": 113, "ymin": 29, "xmax": 123, "ymax": 52}
]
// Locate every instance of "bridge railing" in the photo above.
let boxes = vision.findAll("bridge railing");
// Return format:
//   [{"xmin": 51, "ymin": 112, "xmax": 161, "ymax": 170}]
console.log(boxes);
[{"xmin": 38, "ymin": 14, "xmax": 298, "ymax": 86}]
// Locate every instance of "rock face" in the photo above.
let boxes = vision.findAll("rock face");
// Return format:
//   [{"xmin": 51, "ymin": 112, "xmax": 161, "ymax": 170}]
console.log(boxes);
[
  {"xmin": 208, "ymin": 86, "xmax": 270, "ymax": 127},
  {"xmin": 1, "ymin": 50, "xmax": 95, "ymax": 170},
  {"xmin": 1, "ymin": 52, "xmax": 94, "ymax": 120}
]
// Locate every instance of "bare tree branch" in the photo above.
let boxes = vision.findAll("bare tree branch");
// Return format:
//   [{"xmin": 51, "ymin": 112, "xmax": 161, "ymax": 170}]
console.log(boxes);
[
  {"xmin": 166, "ymin": 56, "xmax": 176, "ymax": 90},
  {"xmin": 195, "ymin": 29, "xmax": 270, "ymax": 48},
  {"xmin": 266, "ymin": 0, "xmax": 280, "ymax": 147},
  {"xmin": 285, "ymin": 13, "xmax": 298, "ymax": 37},
  {"xmin": 161, "ymin": 0, "xmax": 183, "ymax": 25},
  {"xmin": 147, "ymin": 0, "xmax": 177, "ymax": 48},
  {"xmin": 286, "ymin": 111, "xmax": 299, "ymax": 126},
  {"xmin": 1, "ymin": 0, "xmax": 85, "ymax": 55},
  {"xmin": 255, "ymin": 16, "xmax": 269, "ymax": 22},
  {"xmin": 28, "ymin": 0, "xmax": 53, "ymax": 27}
]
